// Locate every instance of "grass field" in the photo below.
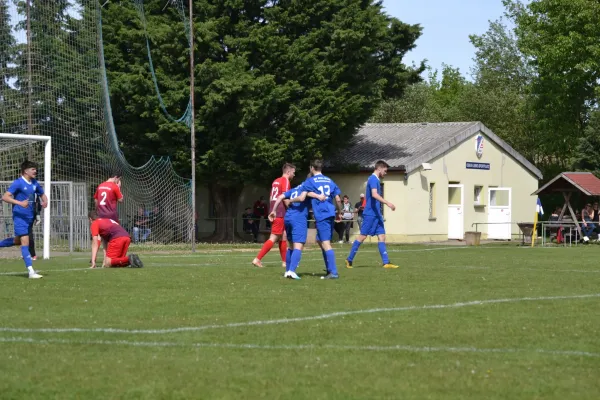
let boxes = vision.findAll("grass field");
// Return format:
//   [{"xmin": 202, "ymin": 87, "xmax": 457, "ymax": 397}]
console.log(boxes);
[{"xmin": 0, "ymin": 243, "xmax": 599, "ymax": 399}]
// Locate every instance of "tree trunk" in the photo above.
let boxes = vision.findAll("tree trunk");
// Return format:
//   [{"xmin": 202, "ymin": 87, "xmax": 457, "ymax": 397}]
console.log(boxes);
[{"xmin": 206, "ymin": 183, "xmax": 243, "ymax": 242}]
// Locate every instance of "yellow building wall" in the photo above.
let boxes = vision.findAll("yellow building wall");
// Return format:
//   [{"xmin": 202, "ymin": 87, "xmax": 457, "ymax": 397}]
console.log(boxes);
[
  {"xmin": 195, "ymin": 132, "xmax": 539, "ymax": 243},
  {"xmin": 397, "ymin": 132, "xmax": 540, "ymax": 242}
]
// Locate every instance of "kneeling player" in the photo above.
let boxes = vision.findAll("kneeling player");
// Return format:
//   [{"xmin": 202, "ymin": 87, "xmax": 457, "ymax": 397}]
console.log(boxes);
[{"xmin": 88, "ymin": 211, "xmax": 143, "ymax": 269}]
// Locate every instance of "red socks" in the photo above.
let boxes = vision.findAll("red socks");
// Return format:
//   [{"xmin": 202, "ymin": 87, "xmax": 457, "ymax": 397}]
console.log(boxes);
[
  {"xmin": 279, "ymin": 241, "xmax": 287, "ymax": 262},
  {"xmin": 256, "ymin": 240, "xmax": 274, "ymax": 260},
  {"xmin": 256, "ymin": 240, "xmax": 287, "ymax": 262}
]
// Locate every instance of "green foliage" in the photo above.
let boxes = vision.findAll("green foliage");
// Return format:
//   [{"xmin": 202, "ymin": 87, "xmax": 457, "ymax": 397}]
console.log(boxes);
[
  {"xmin": 573, "ymin": 112, "xmax": 600, "ymax": 177},
  {"xmin": 505, "ymin": 0, "xmax": 600, "ymax": 166},
  {"xmin": 101, "ymin": 0, "xmax": 423, "ymax": 186}
]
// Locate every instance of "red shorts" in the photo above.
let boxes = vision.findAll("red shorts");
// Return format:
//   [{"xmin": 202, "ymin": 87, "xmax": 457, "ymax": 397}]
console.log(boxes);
[
  {"xmin": 106, "ymin": 236, "xmax": 131, "ymax": 259},
  {"xmin": 271, "ymin": 217, "xmax": 285, "ymax": 235}
]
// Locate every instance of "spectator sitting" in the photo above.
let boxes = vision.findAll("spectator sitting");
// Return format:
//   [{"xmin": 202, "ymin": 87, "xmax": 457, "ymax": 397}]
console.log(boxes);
[
  {"xmin": 133, "ymin": 206, "xmax": 151, "ymax": 243},
  {"xmin": 549, "ymin": 207, "xmax": 561, "ymax": 222},
  {"xmin": 581, "ymin": 203, "xmax": 595, "ymax": 242},
  {"xmin": 242, "ymin": 207, "xmax": 259, "ymax": 243}
]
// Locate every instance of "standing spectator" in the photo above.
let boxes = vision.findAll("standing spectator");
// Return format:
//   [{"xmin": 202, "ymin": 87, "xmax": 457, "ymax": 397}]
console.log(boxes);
[
  {"xmin": 354, "ymin": 193, "xmax": 365, "ymax": 228},
  {"xmin": 133, "ymin": 206, "xmax": 151, "ymax": 243},
  {"xmin": 253, "ymin": 196, "xmax": 268, "ymax": 229},
  {"xmin": 334, "ymin": 216, "xmax": 345, "ymax": 244},
  {"xmin": 340, "ymin": 195, "xmax": 354, "ymax": 243},
  {"xmin": 242, "ymin": 207, "xmax": 259, "ymax": 242}
]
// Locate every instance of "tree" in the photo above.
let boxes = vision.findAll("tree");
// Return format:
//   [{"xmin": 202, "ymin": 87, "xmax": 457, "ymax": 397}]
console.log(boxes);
[
  {"xmin": 573, "ymin": 112, "xmax": 600, "ymax": 177},
  {"xmin": 505, "ymin": 0, "xmax": 600, "ymax": 166},
  {"xmin": 101, "ymin": 0, "xmax": 424, "ymax": 240},
  {"xmin": 0, "ymin": 0, "xmax": 19, "ymax": 132}
]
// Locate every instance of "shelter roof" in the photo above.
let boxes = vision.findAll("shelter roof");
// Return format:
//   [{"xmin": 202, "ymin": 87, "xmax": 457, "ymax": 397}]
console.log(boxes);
[{"xmin": 532, "ymin": 172, "xmax": 600, "ymax": 196}]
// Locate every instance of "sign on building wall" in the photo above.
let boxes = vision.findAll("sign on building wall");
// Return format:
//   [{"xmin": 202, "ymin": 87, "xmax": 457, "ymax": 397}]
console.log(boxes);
[
  {"xmin": 466, "ymin": 162, "xmax": 490, "ymax": 170},
  {"xmin": 475, "ymin": 134, "xmax": 484, "ymax": 159}
]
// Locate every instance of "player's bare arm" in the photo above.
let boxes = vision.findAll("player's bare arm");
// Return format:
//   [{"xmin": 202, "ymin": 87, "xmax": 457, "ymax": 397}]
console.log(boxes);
[
  {"xmin": 371, "ymin": 188, "xmax": 395, "ymax": 211},
  {"xmin": 335, "ymin": 195, "xmax": 343, "ymax": 218},
  {"xmin": 1, "ymin": 191, "xmax": 28, "ymax": 208},
  {"xmin": 90, "ymin": 235, "xmax": 101, "ymax": 269},
  {"xmin": 307, "ymin": 192, "xmax": 327, "ymax": 202},
  {"xmin": 268, "ymin": 194, "xmax": 287, "ymax": 222},
  {"xmin": 289, "ymin": 191, "xmax": 308, "ymax": 203},
  {"xmin": 40, "ymin": 193, "xmax": 48, "ymax": 208}
]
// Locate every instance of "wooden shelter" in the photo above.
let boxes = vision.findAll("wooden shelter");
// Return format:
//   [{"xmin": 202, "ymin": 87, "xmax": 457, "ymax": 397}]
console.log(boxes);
[{"xmin": 533, "ymin": 172, "xmax": 600, "ymax": 234}]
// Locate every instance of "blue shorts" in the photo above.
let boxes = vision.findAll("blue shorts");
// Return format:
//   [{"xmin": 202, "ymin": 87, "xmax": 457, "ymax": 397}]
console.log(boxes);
[
  {"xmin": 315, "ymin": 217, "xmax": 335, "ymax": 242},
  {"xmin": 285, "ymin": 218, "xmax": 308, "ymax": 244},
  {"xmin": 360, "ymin": 215, "xmax": 385, "ymax": 236},
  {"xmin": 13, "ymin": 216, "xmax": 33, "ymax": 237}
]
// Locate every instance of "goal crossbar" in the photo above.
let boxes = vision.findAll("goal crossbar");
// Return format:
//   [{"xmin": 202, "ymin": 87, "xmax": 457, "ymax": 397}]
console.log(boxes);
[{"xmin": 0, "ymin": 133, "xmax": 52, "ymax": 259}]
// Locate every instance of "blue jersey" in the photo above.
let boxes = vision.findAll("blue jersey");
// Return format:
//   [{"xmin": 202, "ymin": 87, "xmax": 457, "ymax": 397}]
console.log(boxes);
[
  {"xmin": 363, "ymin": 174, "xmax": 382, "ymax": 217},
  {"xmin": 283, "ymin": 185, "xmax": 310, "ymax": 221},
  {"xmin": 6, "ymin": 177, "xmax": 44, "ymax": 219},
  {"xmin": 302, "ymin": 174, "xmax": 341, "ymax": 221}
]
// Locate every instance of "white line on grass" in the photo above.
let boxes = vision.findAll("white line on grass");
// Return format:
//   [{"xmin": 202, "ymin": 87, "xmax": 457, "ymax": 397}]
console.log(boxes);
[
  {"xmin": 69, "ymin": 246, "xmax": 477, "ymax": 261},
  {"xmin": 0, "ymin": 336, "xmax": 597, "ymax": 358},
  {"xmin": 1, "ymin": 293, "xmax": 598, "ymax": 335}
]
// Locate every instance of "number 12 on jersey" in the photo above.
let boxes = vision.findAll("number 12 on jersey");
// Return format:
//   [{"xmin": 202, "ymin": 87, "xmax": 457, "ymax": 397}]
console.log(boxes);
[{"xmin": 318, "ymin": 185, "xmax": 331, "ymax": 197}]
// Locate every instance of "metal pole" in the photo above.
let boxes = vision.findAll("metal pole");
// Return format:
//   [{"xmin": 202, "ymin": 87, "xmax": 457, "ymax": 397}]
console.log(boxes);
[
  {"xmin": 69, "ymin": 182, "xmax": 73, "ymax": 253},
  {"xmin": 189, "ymin": 0, "xmax": 196, "ymax": 252},
  {"xmin": 26, "ymin": 0, "xmax": 32, "ymax": 136},
  {"xmin": 42, "ymin": 138, "xmax": 51, "ymax": 259}
]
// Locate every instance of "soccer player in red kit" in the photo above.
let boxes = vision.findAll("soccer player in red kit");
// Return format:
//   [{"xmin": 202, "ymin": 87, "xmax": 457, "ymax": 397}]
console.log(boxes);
[
  {"xmin": 94, "ymin": 170, "xmax": 124, "ymax": 222},
  {"xmin": 252, "ymin": 163, "xmax": 296, "ymax": 268},
  {"xmin": 88, "ymin": 211, "xmax": 143, "ymax": 268}
]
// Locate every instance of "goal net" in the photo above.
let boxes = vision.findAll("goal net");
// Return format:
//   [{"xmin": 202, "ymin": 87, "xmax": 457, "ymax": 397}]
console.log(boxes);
[
  {"xmin": 0, "ymin": 0, "xmax": 194, "ymax": 251},
  {"xmin": 0, "ymin": 133, "xmax": 51, "ymax": 258}
]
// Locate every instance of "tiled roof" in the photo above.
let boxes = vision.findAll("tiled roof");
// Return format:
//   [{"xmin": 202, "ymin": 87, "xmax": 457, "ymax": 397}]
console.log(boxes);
[
  {"xmin": 534, "ymin": 172, "xmax": 600, "ymax": 196},
  {"xmin": 329, "ymin": 122, "xmax": 543, "ymax": 179}
]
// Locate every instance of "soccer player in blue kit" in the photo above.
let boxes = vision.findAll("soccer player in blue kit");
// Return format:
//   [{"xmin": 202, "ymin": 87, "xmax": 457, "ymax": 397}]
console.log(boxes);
[
  {"xmin": 0, "ymin": 161, "xmax": 48, "ymax": 278},
  {"xmin": 302, "ymin": 160, "xmax": 343, "ymax": 279},
  {"xmin": 269, "ymin": 173, "xmax": 326, "ymax": 280},
  {"xmin": 345, "ymin": 160, "xmax": 398, "ymax": 269}
]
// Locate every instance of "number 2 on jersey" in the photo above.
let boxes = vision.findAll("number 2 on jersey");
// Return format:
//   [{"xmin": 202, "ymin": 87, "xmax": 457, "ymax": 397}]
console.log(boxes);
[{"xmin": 99, "ymin": 191, "xmax": 108, "ymax": 206}]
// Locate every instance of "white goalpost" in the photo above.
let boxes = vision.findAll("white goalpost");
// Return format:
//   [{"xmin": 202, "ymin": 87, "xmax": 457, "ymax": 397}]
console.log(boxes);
[{"xmin": 0, "ymin": 133, "xmax": 52, "ymax": 259}]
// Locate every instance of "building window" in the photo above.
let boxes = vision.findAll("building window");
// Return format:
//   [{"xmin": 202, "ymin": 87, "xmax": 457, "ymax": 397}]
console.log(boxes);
[
  {"xmin": 474, "ymin": 185, "xmax": 483, "ymax": 205},
  {"xmin": 429, "ymin": 182, "xmax": 436, "ymax": 219}
]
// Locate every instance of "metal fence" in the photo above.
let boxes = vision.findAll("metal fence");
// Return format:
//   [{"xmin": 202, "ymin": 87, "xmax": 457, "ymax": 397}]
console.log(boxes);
[{"xmin": 0, "ymin": 181, "xmax": 89, "ymax": 252}]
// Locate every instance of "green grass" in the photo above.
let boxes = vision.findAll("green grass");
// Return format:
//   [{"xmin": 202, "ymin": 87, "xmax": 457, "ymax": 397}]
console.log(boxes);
[{"xmin": 1, "ymin": 243, "xmax": 599, "ymax": 399}]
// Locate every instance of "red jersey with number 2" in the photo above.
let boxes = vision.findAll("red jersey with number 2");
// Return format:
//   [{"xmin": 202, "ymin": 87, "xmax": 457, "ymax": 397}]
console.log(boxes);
[
  {"xmin": 94, "ymin": 181, "xmax": 123, "ymax": 221},
  {"xmin": 270, "ymin": 177, "xmax": 291, "ymax": 218},
  {"xmin": 90, "ymin": 218, "xmax": 129, "ymax": 242}
]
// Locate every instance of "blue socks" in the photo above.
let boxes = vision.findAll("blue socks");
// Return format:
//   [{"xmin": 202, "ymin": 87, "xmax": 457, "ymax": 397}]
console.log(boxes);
[
  {"xmin": 321, "ymin": 250, "xmax": 329, "ymax": 272},
  {"xmin": 0, "ymin": 237, "xmax": 15, "ymax": 248},
  {"xmin": 285, "ymin": 248, "xmax": 293, "ymax": 271},
  {"xmin": 21, "ymin": 246, "xmax": 33, "ymax": 269},
  {"xmin": 290, "ymin": 249, "xmax": 303, "ymax": 273},
  {"xmin": 378, "ymin": 242, "xmax": 390, "ymax": 264},
  {"xmin": 325, "ymin": 249, "xmax": 338, "ymax": 276},
  {"xmin": 347, "ymin": 240, "xmax": 362, "ymax": 262}
]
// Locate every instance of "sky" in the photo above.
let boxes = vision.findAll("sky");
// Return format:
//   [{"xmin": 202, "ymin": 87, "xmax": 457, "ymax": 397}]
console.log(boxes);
[{"xmin": 382, "ymin": 0, "xmax": 507, "ymax": 78}]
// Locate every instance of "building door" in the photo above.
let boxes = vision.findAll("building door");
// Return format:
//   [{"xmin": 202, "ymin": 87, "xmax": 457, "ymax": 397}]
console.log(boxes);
[
  {"xmin": 488, "ymin": 188, "xmax": 512, "ymax": 240},
  {"xmin": 448, "ymin": 184, "xmax": 464, "ymax": 239}
]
